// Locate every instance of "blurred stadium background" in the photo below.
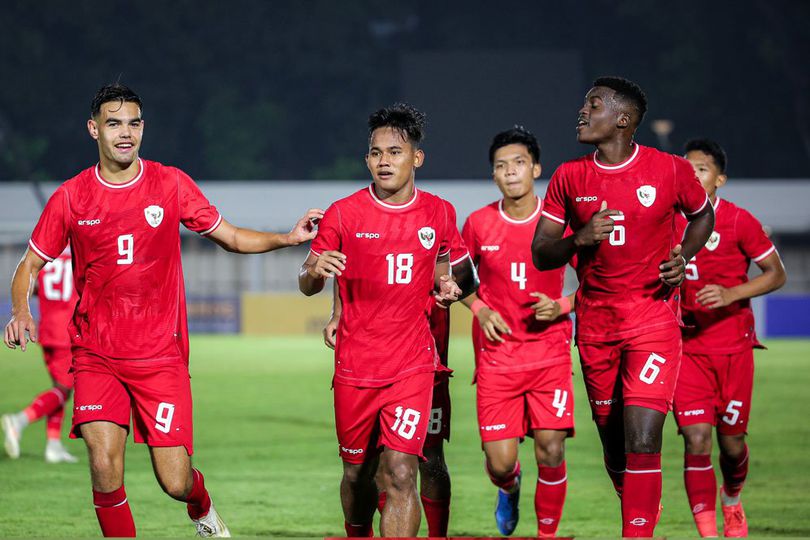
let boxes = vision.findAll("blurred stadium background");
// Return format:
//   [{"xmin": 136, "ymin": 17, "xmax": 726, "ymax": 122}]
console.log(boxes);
[{"xmin": 1, "ymin": 0, "xmax": 809, "ymax": 537}]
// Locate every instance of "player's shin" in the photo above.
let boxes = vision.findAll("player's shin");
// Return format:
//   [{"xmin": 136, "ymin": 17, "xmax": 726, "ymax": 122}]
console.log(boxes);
[
  {"xmin": 536, "ymin": 462, "xmax": 567, "ymax": 537},
  {"xmin": 719, "ymin": 444, "xmax": 749, "ymax": 499},
  {"xmin": 684, "ymin": 454, "xmax": 718, "ymax": 537},
  {"xmin": 621, "ymin": 453, "xmax": 662, "ymax": 537},
  {"xmin": 186, "ymin": 468, "xmax": 212, "ymax": 520},
  {"xmin": 93, "ymin": 485, "xmax": 136, "ymax": 537},
  {"xmin": 421, "ymin": 495, "xmax": 450, "ymax": 537}
]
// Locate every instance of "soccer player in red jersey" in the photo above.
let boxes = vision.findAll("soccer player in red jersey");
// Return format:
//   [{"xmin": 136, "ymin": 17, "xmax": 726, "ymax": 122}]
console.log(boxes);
[
  {"xmin": 461, "ymin": 127, "xmax": 575, "ymax": 538},
  {"xmin": 674, "ymin": 139, "xmax": 786, "ymax": 537},
  {"xmin": 531, "ymin": 77, "xmax": 715, "ymax": 537},
  {"xmin": 299, "ymin": 103, "xmax": 477, "ymax": 537},
  {"xmin": 2, "ymin": 246, "xmax": 79, "ymax": 463},
  {"xmin": 3, "ymin": 84, "xmax": 322, "ymax": 538},
  {"xmin": 324, "ymin": 288, "xmax": 454, "ymax": 537}
]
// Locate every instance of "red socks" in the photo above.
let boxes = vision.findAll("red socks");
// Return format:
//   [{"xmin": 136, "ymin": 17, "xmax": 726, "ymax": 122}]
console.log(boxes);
[
  {"xmin": 421, "ymin": 494, "xmax": 450, "ymax": 537},
  {"xmin": 186, "ymin": 468, "xmax": 212, "ymax": 520},
  {"xmin": 93, "ymin": 486, "xmax": 136, "ymax": 537},
  {"xmin": 46, "ymin": 408, "xmax": 64, "ymax": 440},
  {"xmin": 622, "ymin": 453, "xmax": 661, "ymax": 537},
  {"xmin": 486, "ymin": 460, "xmax": 521, "ymax": 491},
  {"xmin": 603, "ymin": 454, "xmax": 625, "ymax": 498},
  {"xmin": 720, "ymin": 444, "xmax": 749, "ymax": 497},
  {"xmin": 684, "ymin": 454, "xmax": 717, "ymax": 515},
  {"xmin": 377, "ymin": 491, "xmax": 386, "ymax": 514},
  {"xmin": 24, "ymin": 387, "xmax": 68, "ymax": 423},
  {"xmin": 536, "ymin": 462, "xmax": 567, "ymax": 537},
  {"xmin": 345, "ymin": 521, "xmax": 373, "ymax": 537}
]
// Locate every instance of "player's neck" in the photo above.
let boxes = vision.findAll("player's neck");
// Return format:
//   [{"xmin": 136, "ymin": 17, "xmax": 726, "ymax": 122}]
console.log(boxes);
[
  {"xmin": 372, "ymin": 179, "xmax": 415, "ymax": 204},
  {"xmin": 594, "ymin": 138, "xmax": 636, "ymax": 165},
  {"xmin": 502, "ymin": 192, "xmax": 538, "ymax": 220},
  {"xmin": 98, "ymin": 156, "xmax": 141, "ymax": 184}
]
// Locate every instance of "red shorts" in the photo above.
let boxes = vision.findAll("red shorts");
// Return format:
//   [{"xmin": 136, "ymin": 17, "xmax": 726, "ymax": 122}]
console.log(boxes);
[
  {"xmin": 476, "ymin": 361, "xmax": 575, "ymax": 443},
  {"xmin": 333, "ymin": 371, "xmax": 435, "ymax": 464},
  {"xmin": 425, "ymin": 305, "xmax": 451, "ymax": 448},
  {"xmin": 578, "ymin": 324, "xmax": 682, "ymax": 425},
  {"xmin": 673, "ymin": 349, "xmax": 754, "ymax": 435},
  {"xmin": 43, "ymin": 346, "xmax": 74, "ymax": 388},
  {"xmin": 70, "ymin": 354, "xmax": 194, "ymax": 455}
]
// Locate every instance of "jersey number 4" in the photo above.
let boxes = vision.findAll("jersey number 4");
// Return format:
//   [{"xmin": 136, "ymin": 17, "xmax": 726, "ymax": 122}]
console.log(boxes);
[{"xmin": 511, "ymin": 262, "xmax": 527, "ymax": 290}]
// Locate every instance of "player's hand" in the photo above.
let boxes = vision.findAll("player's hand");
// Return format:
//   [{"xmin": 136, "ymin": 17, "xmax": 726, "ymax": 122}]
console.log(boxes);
[
  {"xmin": 530, "ymin": 292, "xmax": 560, "ymax": 321},
  {"xmin": 323, "ymin": 316, "xmax": 339, "ymax": 350},
  {"xmin": 659, "ymin": 244, "xmax": 686, "ymax": 286},
  {"xmin": 435, "ymin": 274, "xmax": 461, "ymax": 304},
  {"xmin": 475, "ymin": 307, "xmax": 512, "ymax": 343},
  {"xmin": 574, "ymin": 200, "xmax": 622, "ymax": 247},
  {"xmin": 4, "ymin": 312, "xmax": 37, "ymax": 351},
  {"xmin": 308, "ymin": 250, "xmax": 346, "ymax": 279},
  {"xmin": 286, "ymin": 208, "xmax": 325, "ymax": 245},
  {"xmin": 696, "ymin": 284, "xmax": 736, "ymax": 309}
]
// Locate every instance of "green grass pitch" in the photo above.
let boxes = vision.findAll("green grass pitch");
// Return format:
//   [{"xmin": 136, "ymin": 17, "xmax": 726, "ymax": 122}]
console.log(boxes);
[{"xmin": 1, "ymin": 337, "xmax": 809, "ymax": 537}]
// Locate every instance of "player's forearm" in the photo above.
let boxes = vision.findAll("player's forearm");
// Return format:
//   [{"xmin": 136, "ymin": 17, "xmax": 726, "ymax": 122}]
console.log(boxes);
[
  {"xmin": 298, "ymin": 265, "xmax": 326, "ymax": 296},
  {"xmin": 728, "ymin": 264, "xmax": 787, "ymax": 303},
  {"xmin": 229, "ymin": 228, "xmax": 293, "ymax": 254},
  {"xmin": 330, "ymin": 279, "xmax": 342, "ymax": 318},
  {"xmin": 452, "ymin": 258, "xmax": 479, "ymax": 300},
  {"xmin": 532, "ymin": 235, "xmax": 577, "ymax": 270},
  {"xmin": 460, "ymin": 292, "xmax": 480, "ymax": 310},
  {"xmin": 680, "ymin": 206, "xmax": 715, "ymax": 262},
  {"xmin": 10, "ymin": 259, "xmax": 37, "ymax": 317}
]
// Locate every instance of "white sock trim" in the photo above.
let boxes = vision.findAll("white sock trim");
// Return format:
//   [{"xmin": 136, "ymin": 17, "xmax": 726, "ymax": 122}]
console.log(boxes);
[
  {"xmin": 684, "ymin": 465, "xmax": 714, "ymax": 471},
  {"xmin": 538, "ymin": 475, "xmax": 568, "ymax": 485},
  {"xmin": 625, "ymin": 468, "xmax": 662, "ymax": 474}
]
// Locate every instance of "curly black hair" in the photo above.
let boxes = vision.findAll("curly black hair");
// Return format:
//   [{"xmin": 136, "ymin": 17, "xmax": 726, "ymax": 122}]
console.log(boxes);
[
  {"xmin": 489, "ymin": 125, "xmax": 540, "ymax": 165},
  {"xmin": 368, "ymin": 103, "xmax": 426, "ymax": 147}
]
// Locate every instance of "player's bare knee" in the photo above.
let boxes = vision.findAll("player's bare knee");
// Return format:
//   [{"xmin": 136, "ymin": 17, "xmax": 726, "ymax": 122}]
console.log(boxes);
[
  {"xmin": 718, "ymin": 433, "xmax": 746, "ymax": 459},
  {"xmin": 341, "ymin": 462, "xmax": 370, "ymax": 487},
  {"xmin": 157, "ymin": 474, "xmax": 191, "ymax": 500},
  {"xmin": 486, "ymin": 456, "xmax": 517, "ymax": 479},
  {"xmin": 684, "ymin": 428, "xmax": 713, "ymax": 455},
  {"xmin": 625, "ymin": 431, "xmax": 661, "ymax": 454},
  {"xmin": 382, "ymin": 461, "xmax": 417, "ymax": 494},
  {"xmin": 535, "ymin": 440, "xmax": 565, "ymax": 467}
]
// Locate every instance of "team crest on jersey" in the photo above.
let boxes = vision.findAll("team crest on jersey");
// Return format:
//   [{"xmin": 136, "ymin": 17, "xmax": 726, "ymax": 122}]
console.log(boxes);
[
  {"xmin": 418, "ymin": 227, "xmax": 435, "ymax": 249},
  {"xmin": 636, "ymin": 185, "xmax": 656, "ymax": 207},
  {"xmin": 705, "ymin": 231, "xmax": 721, "ymax": 251},
  {"xmin": 144, "ymin": 205, "xmax": 164, "ymax": 228}
]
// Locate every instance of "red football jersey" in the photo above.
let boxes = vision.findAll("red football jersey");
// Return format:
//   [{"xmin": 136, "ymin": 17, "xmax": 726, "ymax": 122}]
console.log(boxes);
[
  {"xmin": 36, "ymin": 247, "xmax": 78, "ymax": 348},
  {"xmin": 29, "ymin": 158, "xmax": 222, "ymax": 362},
  {"xmin": 311, "ymin": 185, "xmax": 469, "ymax": 387},
  {"xmin": 542, "ymin": 144, "xmax": 709, "ymax": 342},
  {"xmin": 462, "ymin": 197, "xmax": 572, "ymax": 372},
  {"xmin": 676, "ymin": 197, "xmax": 775, "ymax": 353}
]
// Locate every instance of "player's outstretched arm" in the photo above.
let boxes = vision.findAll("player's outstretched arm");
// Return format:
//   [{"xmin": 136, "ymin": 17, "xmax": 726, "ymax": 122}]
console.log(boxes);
[
  {"xmin": 450, "ymin": 256, "xmax": 478, "ymax": 300},
  {"xmin": 4, "ymin": 249, "xmax": 47, "ymax": 351},
  {"xmin": 207, "ymin": 209, "xmax": 324, "ymax": 254},
  {"xmin": 660, "ymin": 204, "xmax": 715, "ymax": 286},
  {"xmin": 299, "ymin": 250, "xmax": 346, "ymax": 296},
  {"xmin": 697, "ymin": 251, "xmax": 786, "ymax": 309}
]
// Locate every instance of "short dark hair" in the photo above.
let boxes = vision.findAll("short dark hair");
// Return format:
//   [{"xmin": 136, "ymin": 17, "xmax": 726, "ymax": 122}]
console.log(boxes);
[
  {"xmin": 91, "ymin": 83, "xmax": 142, "ymax": 118},
  {"xmin": 685, "ymin": 138, "xmax": 728, "ymax": 173},
  {"xmin": 593, "ymin": 76, "xmax": 647, "ymax": 124},
  {"xmin": 368, "ymin": 103, "xmax": 426, "ymax": 147},
  {"xmin": 489, "ymin": 125, "xmax": 541, "ymax": 165}
]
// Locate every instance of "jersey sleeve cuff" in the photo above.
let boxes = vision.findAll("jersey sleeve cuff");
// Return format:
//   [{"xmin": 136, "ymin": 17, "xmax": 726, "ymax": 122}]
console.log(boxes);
[
  {"xmin": 199, "ymin": 214, "xmax": 223, "ymax": 236},
  {"xmin": 28, "ymin": 239, "xmax": 56, "ymax": 262},
  {"xmin": 310, "ymin": 247, "xmax": 323, "ymax": 257},
  {"xmin": 684, "ymin": 195, "xmax": 710, "ymax": 217},
  {"xmin": 752, "ymin": 245, "xmax": 776, "ymax": 262},
  {"xmin": 541, "ymin": 210, "xmax": 566, "ymax": 225}
]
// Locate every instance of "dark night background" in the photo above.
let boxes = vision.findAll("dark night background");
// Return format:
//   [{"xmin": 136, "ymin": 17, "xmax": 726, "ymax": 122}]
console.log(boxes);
[{"xmin": 1, "ymin": 0, "xmax": 808, "ymax": 181}]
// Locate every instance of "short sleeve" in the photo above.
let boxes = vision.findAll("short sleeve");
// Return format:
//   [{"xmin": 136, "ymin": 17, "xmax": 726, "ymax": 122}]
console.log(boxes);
[
  {"xmin": 673, "ymin": 157, "xmax": 709, "ymax": 216},
  {"xmin": 29, "ymin": 186, "xmax": 70, "ymax": 262},
  {"xmin": 439, "ymin": 200, "xmax": 470, "ymax": 265},
  {"xmin": 541, "ymin": 167, "xmax": 569, "ymax": 225},
  {"xmin": 310, "ymin": 203, "xmax": 342, "ymax": 255},
  {"xmin": 737, "ymin": 209, "xmax": 776, "ymax": 263},
  {"xmin": 178, "ymin": 170, "xmax": 222, "ymax": 235},
  {"xmin": 461, "ymin": 215, "xmax": 479, "ymax": 265}
]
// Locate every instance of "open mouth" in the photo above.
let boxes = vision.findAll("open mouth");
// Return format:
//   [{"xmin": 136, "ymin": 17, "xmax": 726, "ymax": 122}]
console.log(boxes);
[
  {"xmin": 115, "ymin": 142, "xmax": 134, "ymax": 152},
  {"xmin": 377, "ymin": 170, "xmax": 393, "ymax": 179},
  {"xmin": 576, "ymin": 118, "xmax": 589, "ymax": 130}
]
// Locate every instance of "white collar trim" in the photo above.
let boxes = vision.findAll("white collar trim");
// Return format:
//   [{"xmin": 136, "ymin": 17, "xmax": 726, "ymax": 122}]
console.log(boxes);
[
  {"xmin": 368, "ymin": 184, "xmax": 418, "ymax": 209},
  {"xmin": 498, "ymin": 196, "xmax": 541, "ymax": 224},
  {"xmin": 593, "ymin": 143, "xmax": 640, "ymax": 171},
  {"xmin": 95, "ymin": 158, "xmax": 144, "ymax": 189}
]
